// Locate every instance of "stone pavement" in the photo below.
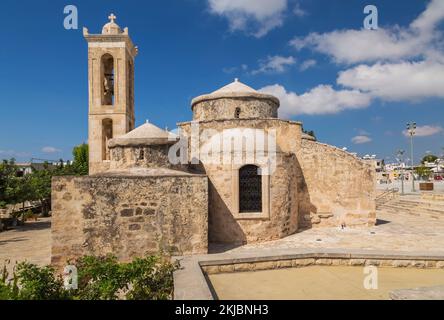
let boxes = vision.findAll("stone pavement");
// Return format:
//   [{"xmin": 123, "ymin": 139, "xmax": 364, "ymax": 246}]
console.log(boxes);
[
  {"xmin": 0, "ymin": 218, "xmax": 51, "ymax": 272},
  {"xmin": 1, "ymin": 207, "xmax": 444, "ymax": 270},
  {"xmin": 211, "ymin": 209, "xmax": 444, "ymax": 255}
]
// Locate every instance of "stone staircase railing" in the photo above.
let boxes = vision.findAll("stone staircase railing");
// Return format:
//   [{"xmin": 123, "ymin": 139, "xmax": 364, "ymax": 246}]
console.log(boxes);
[{"xmin": 376, "ymin": 188, "xmax": 399, "ymax": 208}]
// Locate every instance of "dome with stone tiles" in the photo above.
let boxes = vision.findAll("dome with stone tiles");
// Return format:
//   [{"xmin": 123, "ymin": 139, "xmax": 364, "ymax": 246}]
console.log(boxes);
[
  {"xmin": 102, "ymin": 13, "xmax": 123, "ymax": 35},
  {"xmin": 191, "ymin": 78, "xmax": 279, "ymax": 108},
  {"xmin": 109, "ymin": 122, "xmax": 178, "ymax": 148}
]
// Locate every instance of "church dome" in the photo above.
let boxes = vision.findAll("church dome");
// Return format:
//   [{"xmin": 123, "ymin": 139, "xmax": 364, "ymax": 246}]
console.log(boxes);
[
  {"xmin": 191, "ymin": 78, "xmax": 279, "ymax": 108},
  {"xmin": 109, "ymin": 122, "xmax": 178, "ymax": 148},
  {"xmin": 191, "ymin": 79, "xmax": 280, "ymax": 121},
  {"xmin": 102, "ymin": 13, "xmax": 123, "ymax": 35}
]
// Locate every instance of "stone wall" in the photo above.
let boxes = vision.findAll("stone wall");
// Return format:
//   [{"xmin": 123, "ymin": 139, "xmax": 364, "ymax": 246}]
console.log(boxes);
[
  {"xmin": 51, "ymin": 174, "xmax": 208, "ymax": 267},
  {"xmin": 192, "ymin": 97, "xmax": 278, "ymax": 121},
  {"xmin": 298, "ymin": 140, "xmax": 376, "ymax": 228},
  {"xmin": 177, "ymin": 119, "xmax": 301, "ymax": 244},
  {"xmin": 109, "ymin": 145, "xmax": 183, "ymax": 171},
  {"xmin": 195, "ymin": 153, "xmax": 298, "ymax": 244}
]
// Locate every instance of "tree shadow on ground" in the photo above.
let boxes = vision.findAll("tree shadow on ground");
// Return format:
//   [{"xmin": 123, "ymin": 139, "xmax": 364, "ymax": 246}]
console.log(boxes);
[{"xmin": 0, "ymin": 237, "xmax": 29, "ymax": 246}]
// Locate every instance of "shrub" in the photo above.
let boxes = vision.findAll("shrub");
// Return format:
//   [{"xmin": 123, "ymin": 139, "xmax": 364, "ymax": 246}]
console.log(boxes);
[
  {"xmin": 74, "ymin": 255, "xmax": 127, "ymax": 300},
  {"xmin": 0, "ymin": 255, "xmax": 178, "ymax": 300},
  {"xmin": 124, "ymin": 256, "xmax": 178, "ymax": 300}
]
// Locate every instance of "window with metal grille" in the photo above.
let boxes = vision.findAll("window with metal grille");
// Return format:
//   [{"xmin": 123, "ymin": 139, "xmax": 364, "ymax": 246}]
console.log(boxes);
[
  {"xmin": 235, "ymin": 107, "xmax": 241, "ymax": 119},
  {"xmin": 139, "ymin": 148, "xmax": 144, "ymax": 160},
  {"xmin": 239, "ymin": 165, "xmax": 262, "ymax": 213}
]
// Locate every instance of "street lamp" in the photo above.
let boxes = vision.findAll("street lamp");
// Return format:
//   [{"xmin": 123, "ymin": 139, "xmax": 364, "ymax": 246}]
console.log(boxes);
[
  {"xmin": 406, "ymin": 122, "xmax": 416, "ymax": 192},
  {"xmin": 397, "ymin": 149, "xmax": 405, "ymax": 195}
]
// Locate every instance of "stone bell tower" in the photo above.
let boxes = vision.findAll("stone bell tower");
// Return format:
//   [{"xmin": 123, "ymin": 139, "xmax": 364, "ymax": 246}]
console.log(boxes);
[{"xmin": 84, "ymin": 14, "xmax": 138, "ymax": 174}]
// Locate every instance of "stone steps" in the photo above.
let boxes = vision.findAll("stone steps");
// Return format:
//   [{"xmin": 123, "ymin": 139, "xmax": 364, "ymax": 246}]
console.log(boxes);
[
  {"xmin": 382, "ymin": 203, "xmax": 444, "ymax": 214},
  {"xmin": 378, "ymin": 196, "xmax": 444, "ymax": 220}
]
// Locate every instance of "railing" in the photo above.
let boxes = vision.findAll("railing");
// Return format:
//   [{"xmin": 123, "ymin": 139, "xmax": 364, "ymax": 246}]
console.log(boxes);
[{"xmin": 376, "ymin": 188, "xmax": 399, "ymax": 206}]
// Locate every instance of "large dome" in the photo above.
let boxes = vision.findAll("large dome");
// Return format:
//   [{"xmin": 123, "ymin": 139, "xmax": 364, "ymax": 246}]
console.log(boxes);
[
  {"xmin": 191, "ymin": 79, "xmax": 280, "ymax": 121},
  {"xmin": 191, "ymin": 78, "xmax": 279, "ymax": 108}
]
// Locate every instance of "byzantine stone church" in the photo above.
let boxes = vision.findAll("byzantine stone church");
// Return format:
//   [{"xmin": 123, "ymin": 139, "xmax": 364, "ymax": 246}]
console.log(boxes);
[{"xmin": 51, "ymin": 15, "xmax": 375, "ymax": 266}]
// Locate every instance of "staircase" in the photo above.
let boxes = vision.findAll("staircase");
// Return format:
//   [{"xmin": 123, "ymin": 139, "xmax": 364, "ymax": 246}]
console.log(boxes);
[{"xmin": 377, "ymin": 194, "xmax": 444, "ymax": 220}]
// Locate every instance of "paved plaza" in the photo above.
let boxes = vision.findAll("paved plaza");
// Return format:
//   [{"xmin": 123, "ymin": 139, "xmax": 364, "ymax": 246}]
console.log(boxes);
[
  {"xmin": 0, "ymin": 218, "xmax": 51, "ymax": 271},
  {"xmin": 210, "ymin": 208, "xmax": 444, "ymax": 255},
  {"xmin": 1, "ymin": 206, "xmax": 444, "ymax": 271}
]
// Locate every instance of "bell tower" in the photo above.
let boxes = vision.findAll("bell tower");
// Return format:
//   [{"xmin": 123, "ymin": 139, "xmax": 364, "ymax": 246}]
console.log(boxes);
[{"xmin": 84, "ymin": 14, "xmax": 138, "ymax": 174}]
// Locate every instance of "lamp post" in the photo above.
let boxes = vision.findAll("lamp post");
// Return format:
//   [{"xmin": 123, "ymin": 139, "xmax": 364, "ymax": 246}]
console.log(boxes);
[
  {"xmin": 406, "ymin": 122, "xmax": 416, "ymax": 192},
  {"xmin": 397, "ymin": 149, "xmax": 405, "ymax": 195}
]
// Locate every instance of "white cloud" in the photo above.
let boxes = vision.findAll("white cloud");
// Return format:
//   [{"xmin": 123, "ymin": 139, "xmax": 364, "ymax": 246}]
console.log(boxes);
[
  {"xmin": 252, "ymin": 55, "xmax": 296, "ymax": 74},
  {"xmin": 351, "ymin": 135, "xmax": 372, "ymax": 144},
  {"xmin": 402, "ymin": 125, "xmax": 443, "ymax": 137},
  {"xmin": 259, "ymin": 84, "xmax": 372, "ymax": 117},
  {"xmin": 299, "ymin": 59, "xmax": 316, "ymax": 71},
  {"xmin": 290, "ymin": 28, "xmax": 427, "ymax": 64},
  {"xmin": 208, "ymin": 0, "xmax": 287, "ymax": 37},
  {"xmin": 410, "ymin": 0, "xmax": 444, "ymax": 33},
  {"xmin": 290, "ymin": 0, "xmax": 444, "ymax": 64},
  {"xmin": 41, "ymin": 146, "xmax": 61, "ymax": 153},
  {"xmin": 293, "ymin": 3, "xmax": 307, "ymax": 17},
  {"xmin": 337, "ymin": 60, "xmax": 444, "ymax": 101}
]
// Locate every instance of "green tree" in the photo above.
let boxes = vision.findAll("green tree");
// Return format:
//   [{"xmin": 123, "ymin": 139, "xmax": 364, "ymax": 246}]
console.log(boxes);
[
  {"xmin": 415, "ymin": 165, "xmax": 432, "ymax": 180},
  {"xmin": 0, "ymin": 159, "xmax": 17, "ymax": 208},
  {"xmin": 68, "ymin": 143, "xmax": 89, "ymax": 176},
  {"xmin": 3, "ymin": 171, "xmax": 33, "ymax": 223},
  {"xmin": 28, "ymin": 167, "xmax": 52, "ymax": 216},
  {"xmin": 422, "ymin": 154, "xmax": 438, "ymax": 164}
]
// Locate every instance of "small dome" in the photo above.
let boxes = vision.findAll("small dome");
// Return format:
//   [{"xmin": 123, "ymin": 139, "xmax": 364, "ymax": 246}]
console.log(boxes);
[
  {"xmin": 109, "ymin": 122, "xmax": 178, "ymax": 147},
  {"xmin": 102, "ymin": 13, "xmax": 123, "ymax": 35}
]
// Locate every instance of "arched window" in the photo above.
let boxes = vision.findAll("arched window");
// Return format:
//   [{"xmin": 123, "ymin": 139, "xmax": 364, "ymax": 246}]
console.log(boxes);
[
  {"xmin": 102, "ymin": 118, "xmax": 113, "ymax": 160},
  {"xmin": 239, "ymin": 165, "xmax": 262, "ymax": 213},
  {"xmin": 101, "ymin": 54, "xmax": 115, "ymax": 105},
  {"xmin": 127, "ymin": 60, "xmax": 134, "ymax": 109},
  {"xmin": 234, "ymin": 107, "xmax": 241, "ymax": 119}
]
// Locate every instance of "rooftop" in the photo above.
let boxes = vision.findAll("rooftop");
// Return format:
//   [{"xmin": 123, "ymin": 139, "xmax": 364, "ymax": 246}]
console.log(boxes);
[
  {"xmin": 109, "ymin": 122, "xmax": 178, "ymax": 148},
  {"xmin": 191, "ymin": 79, "xmax": 280, "ymax": 108}
]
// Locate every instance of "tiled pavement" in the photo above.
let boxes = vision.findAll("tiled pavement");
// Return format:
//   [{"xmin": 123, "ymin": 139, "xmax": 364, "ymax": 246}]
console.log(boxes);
[{"xmin": 1, "ymin": 207, "xmax": 444, "ymax": 272}]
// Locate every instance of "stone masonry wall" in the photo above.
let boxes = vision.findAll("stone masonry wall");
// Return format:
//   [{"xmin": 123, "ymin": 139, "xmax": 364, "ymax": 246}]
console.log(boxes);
[
  {"xmin": 192, "ymin": 97, "xmax": 278, "ymax": 121},
  {"xmin": 203, "ymin": 153, "xmax": 298, "ymax": 244},
  {"xmin": 109, "ymin": 145, "xmax": 179, "ymax": 170},
  {"xmin": 51, "ymin": 174, "xmax": 208, "ymax": 267},
  {"xmin": 298, "ymin": 140, "xmax": 376, "ymax": 229}
]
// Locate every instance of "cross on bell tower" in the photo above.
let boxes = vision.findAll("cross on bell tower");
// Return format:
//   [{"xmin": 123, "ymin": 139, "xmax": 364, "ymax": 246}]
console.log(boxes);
[{"xmin": 83, "ymin": 15, "xmax": 138, "ymax": 174}]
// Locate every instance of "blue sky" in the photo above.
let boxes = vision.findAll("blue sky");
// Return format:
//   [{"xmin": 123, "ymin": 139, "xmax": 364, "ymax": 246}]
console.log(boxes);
[{"xmin": 0, "ymin": 0, "xmax": 443, "ymax": 163}]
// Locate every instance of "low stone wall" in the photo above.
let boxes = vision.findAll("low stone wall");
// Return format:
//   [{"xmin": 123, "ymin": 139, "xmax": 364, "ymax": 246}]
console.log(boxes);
[
  {"xmin": 422, "ymin": 192, "xmax": 444, "ymax": 202},
  {"xmin": 174, "ymin": 251, "xmax": 444, "ymax": 300},
  {"xmin": 202, "ymin": 257, "xmax": 444, "ymax": 275},
  {"xmin": 51, "ymin": 174, "xmax": 208, "ymax": 267},
  {"xmin": 298, "ymin": 140, "xmax": 376, "ymax": 229}
]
